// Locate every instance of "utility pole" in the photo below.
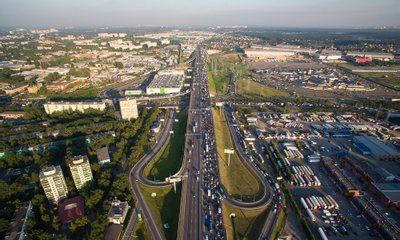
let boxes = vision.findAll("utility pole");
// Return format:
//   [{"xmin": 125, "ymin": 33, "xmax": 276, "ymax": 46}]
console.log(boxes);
[{"xmin": 224, "ymin": 148, "xmax": 235, "ymax": 166}]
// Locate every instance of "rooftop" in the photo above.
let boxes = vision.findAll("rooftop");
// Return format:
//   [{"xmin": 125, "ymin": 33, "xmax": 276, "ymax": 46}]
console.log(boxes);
[
  {"xmin": 57, "ymin": 196, "xmax": 84, "ymax": 224},
  {"xmin": 353, "ymin": 135, "xmax": 400, "ymax": 158},
  {"xmin": 97, "ymin": 147, "xmax": 110, "ymax": 161},
  {"xmin": 147, "ymin": 72, "xmax": 185, "ymax": 89},
  {"xmin": 70, "ymin": 155, "xmax": 89, "ymax": 165},
  {"xmin": 373, "ymin": 183, "xmax": 400, "ymax": 202}
]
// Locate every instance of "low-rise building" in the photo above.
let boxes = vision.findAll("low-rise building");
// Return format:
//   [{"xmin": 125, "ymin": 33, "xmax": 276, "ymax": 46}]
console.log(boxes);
[
  {"xmin": 57, "ymin": 196, "xmax": 85, "ymax": 224},
  {"xmin": 43, "ymin": 101, "xmax": 106, "ymax": 114},
  {"xmin": 97, "ymin": 147, "xmax": 111, "ymax": 166},
  {"xmin": 107, "ymin": 198, "xmax": 129, "ymax": 224},
  {"xmin": 119, "ymin": 98, "xmax": 138, "ymax": 120},
  {"xmin": 353, "ymin": 135, "xmax": 400, "ymax": 160},
  {"xmin": 371, "ymin": 182, "xmax": 400, "ymax": 207},
  {"xmin": 347, "ymin": 51, "xmax": 395, "ymax": 61},
  {"xmin": 0, "ymin": 111, "xmax": 24, "ymax": 119},
  {"xmin": 146, "ymin": 70, "xmax": 185, "ymax": 95},
  {"xmin": 4, "ymin": 85, "xmax": 27, "ymax": 95}
]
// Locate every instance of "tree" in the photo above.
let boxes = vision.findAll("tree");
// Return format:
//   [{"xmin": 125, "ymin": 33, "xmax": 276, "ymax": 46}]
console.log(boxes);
[
  {"xmin": 69, "ymin": 216, "xmax": 89, "ymax": 234},
  {"xmin": 114, "ymin": 62, "xmax": 124, "ymax": 69},
  {"xmin": 44, "ymin": 72, "xmax": 61, "ymax": 84},
  {"xmin": 0, "ymin": 218, "xmax": 9, "ymax": 232}
]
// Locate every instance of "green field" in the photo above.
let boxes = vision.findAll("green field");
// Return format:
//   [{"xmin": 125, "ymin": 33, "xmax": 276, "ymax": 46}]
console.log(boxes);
[
  {"xmin": 212, "ymin": 108, "xmax": 263, "ymax": 200},
  {"xmin": 356, "ymin": 72, "xmax": 400, "ymax": 90},
  {"xmin": 207, "ymin": 52, "xmax": 250, "ymax": 96},
  {"xmin": 237, "ymin": 80, "xmax": 290, "ymax": 98},
  {"xmin": 145, "ymin": 110, "xmax": 188, "ymax": 181},
  {"xmin": 139, "ymin": 183, "xmax": 181, "ymax": 240},
  {"xmin": 133, "ymin": 222, "xmax": 152, "ymax": 240},
  {"xmin": 222, "ymin": 202, "xmax": 270, "ymax": 240}
]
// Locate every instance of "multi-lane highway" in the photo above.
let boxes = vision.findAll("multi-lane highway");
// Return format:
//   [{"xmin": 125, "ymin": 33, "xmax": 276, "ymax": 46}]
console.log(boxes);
[
  {"xmin": 124, "ymin": 44, "xmax": 279, "ymax": 240},
  {"xmin": 177, "ymin": 44, "xmax": 207, "ymax": 240}
]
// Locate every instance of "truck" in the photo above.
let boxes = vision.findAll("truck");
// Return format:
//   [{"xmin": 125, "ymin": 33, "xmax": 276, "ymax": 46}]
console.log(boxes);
[
  {"xmin": 306, "ymin": 208, "xmax": 316, "ymax": 222},
  {"xmin": 318, "ymin": 227, "xmax": 329, "ymax": 240},
  {"xmin": 300, "ymin": 197, "xmax": 308, "ymax": 209}
]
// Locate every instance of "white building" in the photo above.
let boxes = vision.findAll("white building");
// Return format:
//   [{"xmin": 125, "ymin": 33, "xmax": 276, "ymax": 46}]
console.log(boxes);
[
  {"xmin": 142, "ymin": 41, "xmax": 157, "ymax": 48},
  {"xmin": 244, "ymin": 48, "xmax": 295, "ymax": 59},
  {"xmin": 107, "ymin": 199, "xmax": 129, "ymax": 224},
  {"xmin": 43, "ymin": 101, "xmax": 106, "ymax": 114},
  {"xmin": 160, "ymin": 39, "xmax": 170, "ymax": 45},
  {"xmin": 347, "ymin": 51, "xmax": 395, "ymax": 61},
  {"xmin": 317, "ymin": 50, "xmax": 343, "ymax": 61},
  {"xmin": 97, "ymin": 147, "xmax": 111, "ymax": 166},
  {"xmin": 146, "ymin": 70, "xmax": 185, "ymax": 95},
  {"xmin": 119, "ymin": 98, "xmax": 138, "ymax": 120},
  {"xmin": 39, "ymin": 165, "xmax": 68, "ymax": 204},
  {"xmin": 69, "ymin": 155, "xmax": 93, "ymax": 190}
]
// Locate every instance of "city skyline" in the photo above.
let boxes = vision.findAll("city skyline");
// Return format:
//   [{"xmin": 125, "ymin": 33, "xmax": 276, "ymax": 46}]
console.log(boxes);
[{"xmin": 0, "ymin": 0, "xmax": 399, "ymax": 28}]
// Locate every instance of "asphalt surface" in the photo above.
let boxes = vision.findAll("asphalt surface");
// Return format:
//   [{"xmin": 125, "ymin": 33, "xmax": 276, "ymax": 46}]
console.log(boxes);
[
  {"xmin": 124, "ymin": 110, "xmax": 175, "ymax": 240},
  {"xmin": 177, "ymin": 45, "xmax": 205, "ymax": 240}
]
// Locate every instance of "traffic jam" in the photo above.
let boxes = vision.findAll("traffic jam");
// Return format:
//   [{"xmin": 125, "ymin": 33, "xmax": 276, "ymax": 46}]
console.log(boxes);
[{"xmin": 194, "ymin": 45, "xmax": 226, "ymax": 240}]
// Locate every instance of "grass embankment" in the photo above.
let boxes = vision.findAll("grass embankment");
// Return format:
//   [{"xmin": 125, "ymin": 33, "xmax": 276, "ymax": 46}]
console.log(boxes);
[
  {"xmin": 133, "ymin": 222, "xmax": 151, "ymax": 240},
  {"xmin": 356, "ymin": 72, "xmax": 400, "ymax": 90},
  {"xmin": 222, "ymin": 203, "xmax": 269, "ymax": 240},
  {"xmin": 138, "ymin": 183, "xmax": 181, "ymax": 240},
  {"xmin": 212, "ymin": 108, "xmax": 262, "ymax": 200},
  {"xmin": 206, "ymin": 63, "xmax": 229, "ymax": 96},
  {"xmin": 237, "ymin": 80, "xmax": 290, "ymax": 98},
  {"xmin": 145, "ymin": 110, "xmax": 188, "ymax": 181},
  {"xmin": 206, "ymin": 52, "xmax": 249, "ymax": 96}
]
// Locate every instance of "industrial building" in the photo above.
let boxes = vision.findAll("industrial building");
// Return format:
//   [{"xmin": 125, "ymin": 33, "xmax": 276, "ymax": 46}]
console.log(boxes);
[
  {"xmin": 97, "ymin": 147, "xmax": 111, "ymax": 166},
  {"xmin": 119, "ymin": 98, "xmax": 138, "ymax": 120},
  {"xmin": 69, "ymin": 155, "xmax": 93, "ymax": 190},
  {"xmin": 376, "ymin": 167, "xmax": 396, "ymax": 182},
  {"xmin": 0, "ymin": 111, "xmax": 24, "ymax": 119},
  {"xmin": 372, "ymin": 183, "xmax": 400, "ymax": 207},
  {"xmin": 108, "ymin": 198, "xmax": 129, "ymax": 224},
  {"xmin": 39, "ymin": 165, "xmax": 68, "ymax": 204},
  {"xmin": 353, "ymin": 135, "xmax": 400, "ymax": 160},
  {"xmin": 44, "ymin": 101, "xmax": 106, "ymax": 114},
  {"xmin": 244, "ymin": 48, "xmax": 295, "ymax": 59},
  {"xmin": 317, "ymin": 50, "xmax": 343, "ymax": 61},
  {"xmin": 346, "ymin": 51, "xmax": 395, "ymax": 61},
  {"xmin": 246, "ymin": 116, "xmax": 257, "ymax": 126},
  {"xmin": 146, "ymin": 70, "xmax": 185, "ymax": 95},
  {"xmin": 124, "ymin": 89, "xmax": 143, "ymax": 96}
]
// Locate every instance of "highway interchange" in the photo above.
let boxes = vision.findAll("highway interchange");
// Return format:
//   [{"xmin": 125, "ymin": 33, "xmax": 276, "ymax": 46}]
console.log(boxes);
[{"xmin": 123, "ymin": 44, "xmax": 279, "ymax": 240}]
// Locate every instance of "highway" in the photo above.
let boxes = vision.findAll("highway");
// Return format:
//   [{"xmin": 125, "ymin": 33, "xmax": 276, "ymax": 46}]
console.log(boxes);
[
  {"xmin": 177, "ymin": 45, "xmax": 277, "ymax": 240},
  {"xmin": 124, "ymin": 45, "xmax": 277, "ymax": 240},
  {"xmin": 177, "ymin": 45, "xmax": 206, "ymax": 240},
  {"xmin": 124, "ymin": 110, "xmax": 175, "ymax": 240}
]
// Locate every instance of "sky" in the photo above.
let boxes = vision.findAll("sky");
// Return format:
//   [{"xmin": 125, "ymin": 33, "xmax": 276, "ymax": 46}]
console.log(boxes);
[{"xmin": 0, "ymin": 0, "xmax": 399, "ymax": 28}]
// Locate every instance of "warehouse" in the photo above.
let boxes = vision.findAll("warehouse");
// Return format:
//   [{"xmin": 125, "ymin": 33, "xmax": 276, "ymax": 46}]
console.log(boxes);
[
  {"xmin": 146, "ymin": 70, "xmax": 185, "ymax": 95},
  {"xmin": 371, "ymin": 183, "xmax": 400, "ymax": 207},
  {"xmin": 346, "ymin": 51, "xmax": 395, "ymax": 61},
  {"xmin": 244, "ymin": 48, "xmax": 295, "ymax": 59},
  {"xmin": 353, "ymin": 135, "xmax": 400, "ymax": 161}
]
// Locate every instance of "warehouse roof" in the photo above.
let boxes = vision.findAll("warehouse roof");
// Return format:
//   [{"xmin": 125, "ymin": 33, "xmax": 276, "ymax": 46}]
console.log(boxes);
[
  {"xmin": 353, "ymin": 135, "xmax": 400, "ymax": 158},
  {"xmin": 373, "ymin": 183, "xmax": 400, "ymax": 202},
  {"xmin": 147, "ymin": 72, "xmax": 184, "ymax": 89}
]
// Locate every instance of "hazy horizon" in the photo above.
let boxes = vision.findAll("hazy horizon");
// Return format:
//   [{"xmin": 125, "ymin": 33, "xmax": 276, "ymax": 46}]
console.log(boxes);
[{"xmin": 0, "ymin": 0, "xmax": 399, "ymax": 28}]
